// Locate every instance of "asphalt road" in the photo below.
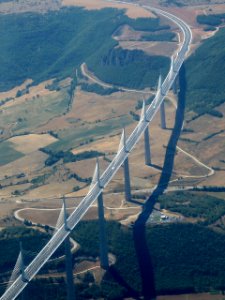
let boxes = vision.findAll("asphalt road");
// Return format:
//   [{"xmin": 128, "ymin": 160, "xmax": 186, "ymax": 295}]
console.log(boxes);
[{"xmin": 0, "ymin": 2, "xmax": 192, "ymax": 299}]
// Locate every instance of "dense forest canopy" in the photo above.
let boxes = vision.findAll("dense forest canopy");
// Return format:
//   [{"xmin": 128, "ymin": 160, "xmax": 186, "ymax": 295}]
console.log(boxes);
[{"xmin": 0, "ymin": 7, "xmax": 170, "ymax": 92}]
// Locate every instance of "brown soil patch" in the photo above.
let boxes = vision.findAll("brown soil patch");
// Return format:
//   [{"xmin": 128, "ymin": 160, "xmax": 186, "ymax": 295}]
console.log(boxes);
[
  {"xmin": 69, "ymin": 88, "xmax": 138, "ymax": 122},
  {"xmin": 0, "ymin": 0, "xmax": 61, "ymax": 14},
  {"xmin": 72, "ymin": 135, "xmax": 120, "ymax": 155},
  {"xmin": 37, "ymin": 87, "xmax": 139, "ymax": 133},
  {"xmin": 158, "ymin": 293, "xmax": 224, "ymax": 300},
  {"xmin": 0, "ymin": 183, "xmax": 32, "ymax": 198},
  {"xmin": 23, "ymin": 178, "xmax": 82, "ymax": 200},
  {"xmin": 0, "ymin": 151, "xmax": 47, "ymax": 180},
  {"xmin": 18, "ymin": 208, "xmax": 64, "ymax": 227},
  {"xmin": 0, "ymin": 79, "xmax": 32, "ymax": 102},
  {"xmin": 66, "ymin": 186, "xmax": 90, "ymax": 198},
  {"xmin": 208, "ymin": 3, "xmax": 225, "ymax": 14},
  {"xmin": 66, "ymin": 157, "xmax": 109, "ymax": 181},
  {"xmin": 9, "ymin": 134, "xmax": 57, "ymax": 154},
  {"xmin": 119, "ymin": 40, "xmax": 177, "ymax": 57},
  {"xmin": 62, "ymin": 0, "xmax": 155, "ymax": 19},
  {"xmin": 166, "ymin": 7, "xmax": 199, "ymax": 26},
  {"xmin": 178, "ymin": 103, "xmax": 225, "ymax": 186},
  {"xmin": 114, "ymin": 25, "xmax": 143, "ymax": 41},
  {"xmin": 202, "ymin": 171, "xmax": 225, "ymax": 186}
]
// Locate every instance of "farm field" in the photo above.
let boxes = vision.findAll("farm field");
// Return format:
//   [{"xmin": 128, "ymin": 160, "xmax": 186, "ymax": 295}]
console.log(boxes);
[
  {"xmin": 0, "ymin": 0, "xmax": 224, "ymax": 226},
  {"xmin": 0, "ymin": 1, "xmax": 225, "ymax": 299}
]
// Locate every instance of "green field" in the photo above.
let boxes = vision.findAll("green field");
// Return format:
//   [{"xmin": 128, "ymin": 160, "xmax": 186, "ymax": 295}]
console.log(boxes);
[
  {"xmin": 46, "ymin": 114, "xmax": 134, "ymax": 152},
  {"xmin": 0, "ymin": 141, "xmax": 24, "ymax": 166},
  {"xmin": 0, "ymin": 89, "xmax": 70, "ymax": 135}
]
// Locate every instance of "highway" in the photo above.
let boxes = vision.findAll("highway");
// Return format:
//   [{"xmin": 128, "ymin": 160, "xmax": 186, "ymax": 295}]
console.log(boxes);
[{"xmin": 0, "ymin": 2, "xmax": 192, "ymax": 299}]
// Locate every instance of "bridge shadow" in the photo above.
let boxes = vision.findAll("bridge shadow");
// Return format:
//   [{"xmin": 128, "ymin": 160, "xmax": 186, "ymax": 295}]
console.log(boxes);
[
  {"xmin": 133, "ymin": 65, "xmax": 187, "ymax": 300},
  {"xmin": 128, "ymin": 198, "xmax": 144, "ymax": 206},
  {"xmin": 108, "ymin": 266, "xmax": 142, "ymax": 299},
  {"xmin": 149, "ymin": 163, "xmax": 163, "ymax": 171}
]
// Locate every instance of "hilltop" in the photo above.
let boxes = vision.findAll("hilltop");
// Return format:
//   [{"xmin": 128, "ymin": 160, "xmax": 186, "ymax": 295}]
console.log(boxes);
[{"xmin": 0, "ymin": 0, "xmax": 61, "ymax": 14}]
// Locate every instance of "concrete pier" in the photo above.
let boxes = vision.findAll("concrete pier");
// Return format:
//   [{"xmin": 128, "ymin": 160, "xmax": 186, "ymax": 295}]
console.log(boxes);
[
  {"xmin": 144, "ymin": 126, "xmax": 151, "ymax": 165},
  {"xmin": 160, "ymin": 101, "xmax": 166, "ymax": 129},
  {"xmin": 124, "ymin": 157, "xmax": 131, "ymax": 201},
  {"xmin": 97, "ymin": 192, "xmax": 109, "ymax": 269}
]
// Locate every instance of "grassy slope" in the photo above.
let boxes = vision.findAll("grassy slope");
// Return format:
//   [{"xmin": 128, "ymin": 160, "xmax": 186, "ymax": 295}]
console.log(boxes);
[
  {"xmin": 0, "ymin": 7, "xmax": 170, "ymax": 92},
  {"xmin": 0, "ymin": 89, "xmax": 70, "ymax": 133},
  {"xmin": 0, "ymin": 141, "xmax": 24, "ymax": 166},
  {"xmin": 46, "ymin": 114, "xmax": 133, "ymax": 152},
  {"xmin": 185, "ymin": 27, "xmax": 225, "ymax": 114},
  {"xmin": 0, "ymin": 7, "xmax": 120, "ymax": 91}
]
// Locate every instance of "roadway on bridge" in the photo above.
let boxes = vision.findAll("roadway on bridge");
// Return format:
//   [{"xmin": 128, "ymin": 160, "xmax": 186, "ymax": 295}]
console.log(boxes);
[{"xmin": 0, "ymin": 2, "xmax": 193, "ymax": 299}]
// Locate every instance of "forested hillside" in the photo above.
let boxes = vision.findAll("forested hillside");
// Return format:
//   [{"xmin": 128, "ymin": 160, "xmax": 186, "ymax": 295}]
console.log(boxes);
[
  {"xmin": 0, "ymin": 7, "xmax": 169, "ymax": 92},
  {"xmin": 1, "ymin": 221, "xmax": 225, "ymax": 299},
  {"xmin": 185, "ymin": 26, "xmax": 225, "ymax": 114},
  {"xmin": 88, "ymin": 47, "xmax": 169, "ymax": 89}
]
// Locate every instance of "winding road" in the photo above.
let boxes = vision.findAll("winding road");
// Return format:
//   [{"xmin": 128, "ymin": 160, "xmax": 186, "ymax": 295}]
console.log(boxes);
[
  {"xmin": 82, "ymin": 60, "xmax": 214, "ymax": 181},
  {"xmin": 0, "ymin": 2, "xmax": 193, "ymax": 299}
]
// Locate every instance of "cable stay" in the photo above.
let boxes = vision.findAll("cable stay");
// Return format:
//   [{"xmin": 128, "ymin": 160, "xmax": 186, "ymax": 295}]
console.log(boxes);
[
  {"xmin": 54, "ymin": 203, "xmax": 65, "ymax": 234},
  {"xmin": 7, "ymin": 243, "xmax": 27, "ymax": 290}
]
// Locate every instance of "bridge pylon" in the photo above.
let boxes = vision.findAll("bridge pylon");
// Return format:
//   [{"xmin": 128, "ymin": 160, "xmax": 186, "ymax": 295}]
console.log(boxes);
[
  {"xmin": 62, "ymin": 198, "xmax": 76, "ymax": 300},
  {"xmin": 91, "ymin": 159, "xmax": 109, "ymax": 269}
]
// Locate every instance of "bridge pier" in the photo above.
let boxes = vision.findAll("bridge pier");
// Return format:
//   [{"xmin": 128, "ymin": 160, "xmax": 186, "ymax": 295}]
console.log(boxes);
[
  {"xmin": 160, "ymin": 100, "xmax": 166, "ymax": 129},
  {"xmin": 97, "ymin": 192, "xmax": 109, "ymax": 269},
  {"xmin": 21, "ymin": 290, "xmax": 26, "ymax": 300},
  {"xmin": 63, "ymin": 198, "xmax": 76, "ymax": 300},
  {"xmin": 144, "ymin": 126, "xmax": 151, "ymax": 165},
  {"xmin": 124, "ymin": 157, "xmax": 131, "ymax": 201}
]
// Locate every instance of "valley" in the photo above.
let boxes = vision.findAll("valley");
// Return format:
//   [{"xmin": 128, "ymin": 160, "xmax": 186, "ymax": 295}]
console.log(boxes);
[{"xmin": 0, "ymin": 0, "xmax": 225, "ymax": 299}]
